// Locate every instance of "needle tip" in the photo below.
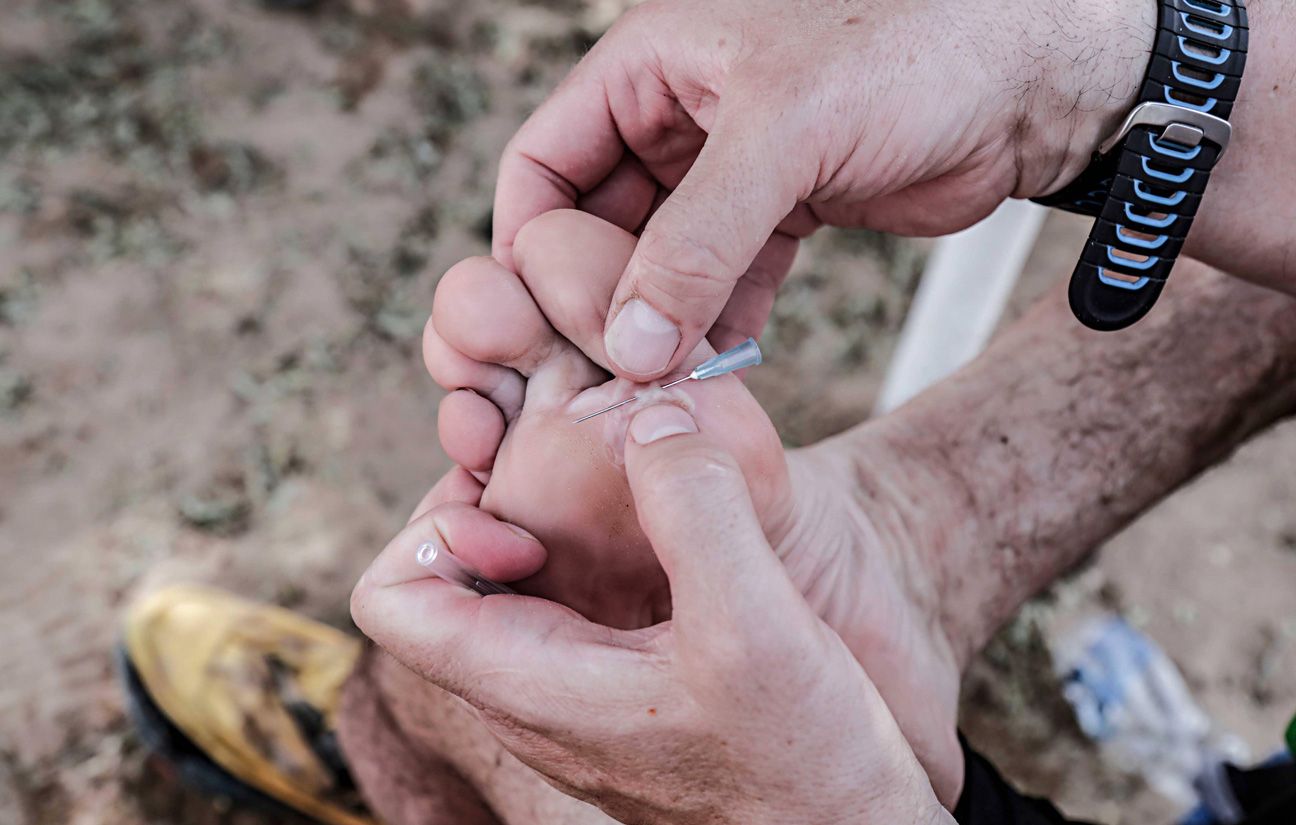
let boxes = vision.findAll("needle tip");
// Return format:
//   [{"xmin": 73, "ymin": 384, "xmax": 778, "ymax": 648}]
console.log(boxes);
[{"xmin": 572, "ymin": 395, "xmax": 638, "ymax": 424}]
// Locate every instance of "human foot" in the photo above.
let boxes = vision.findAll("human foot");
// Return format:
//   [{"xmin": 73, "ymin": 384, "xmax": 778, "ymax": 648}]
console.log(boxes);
[
  {"xmin": 426, "ymin": 210, "xmax": 962, "ymax": 802},
  {"xmin": 425, "ymin": 210, "xmax": 792, "ymax": 630}
]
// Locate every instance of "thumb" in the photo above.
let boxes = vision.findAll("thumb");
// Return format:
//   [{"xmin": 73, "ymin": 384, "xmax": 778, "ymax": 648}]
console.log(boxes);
[
  {"xmin": 623, "ymin": 403, "xmax": 805, "ymax": 649},
  {"xmin": 351, "ymin": 503, "xmax": 614, "ymax": 707},
  {"xmin": 604, "ymin": 107, "xmax": 801, "ymax": 380}
]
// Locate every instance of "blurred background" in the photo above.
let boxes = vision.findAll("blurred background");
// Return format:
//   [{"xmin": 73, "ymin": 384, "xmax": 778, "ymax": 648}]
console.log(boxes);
[{"xmin": 1, "ymin": 0, "xmax": 1294, "ymax": 823}]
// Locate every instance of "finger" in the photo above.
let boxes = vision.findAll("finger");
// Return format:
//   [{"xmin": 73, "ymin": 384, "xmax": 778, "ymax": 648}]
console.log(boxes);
[
  {"xmin": 438, "ymin": 390, "xmax": 506, "ymax": 473},
  {"xmin": 423, "ymin": 319, "xmax": 524, "ymax": 420},
  {"xmin": 406, "ymin": 480, "xmax": 546, "ymax": 583},
  {"xmin": 833, "ymin": 173, "xmax": 1006, "ymax": 237},
  {"xmin": 577, "ymin": 155, "xmax": 659, "ymax": 235},
  {"xmin": 622, "ymin": 404, "xmax": 807, "ymax": 651},
  {"xmin": 491, "ymin": 50, "xmax": 632, "ymax": 269},
  {"xmin": 408, "ymin": 467, "xmax": 485, "ymax": 523},
  {"xmin": 352, "ymin": 505, "xmax": 625, "ymax": 709},
  {"xmin": 432, "ymin": 256, "xmax": 564, "ymax": 378},
  {"xmin": 637, "ymin": 186, "xmax": 670, "ymax": 234},
  {"xmin": 603, "ymin": 101, "xmax": 807, "ymax": 381},
  {"xmin": 514, "ymin": 211, "xmax": 797, "ymax": 366},
  {"xmin": 776, "ymin": 203, "xmax": 821, "ymax": 241},
  {"xmin": 707, "ymin": 231, "xmax": 800, "ymax": 353},
  {"xmin": 387, "ymin": 502, "xmax": 549, "ymax": 586}
]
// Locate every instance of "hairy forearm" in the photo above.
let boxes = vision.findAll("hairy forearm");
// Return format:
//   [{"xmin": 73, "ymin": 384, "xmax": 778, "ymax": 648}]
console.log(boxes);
[
  {"xmin": 1185, "ymin": 0, "xmax": 1296, "ymax": 290},
  {"xmin": 851, "ymin": 259, "xmax": 1296, "ymax": 666}
]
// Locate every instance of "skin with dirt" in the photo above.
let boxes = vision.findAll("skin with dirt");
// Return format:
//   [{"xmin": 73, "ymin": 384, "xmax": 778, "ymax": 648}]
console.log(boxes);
[{"xmin": 1, "ymin": 1, "xmax": 1294, "ymax": 824}]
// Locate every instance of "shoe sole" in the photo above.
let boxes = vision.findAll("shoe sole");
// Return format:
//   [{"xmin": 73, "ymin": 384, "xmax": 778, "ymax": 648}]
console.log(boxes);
[{"xmin": 115, "ymin": 644, "xmax": 314, "ymax": 822}]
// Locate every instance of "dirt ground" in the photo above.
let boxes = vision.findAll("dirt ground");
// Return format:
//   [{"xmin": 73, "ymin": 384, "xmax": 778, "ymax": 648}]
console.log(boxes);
[{"xmin": 1, "ymin": 1, "xmax": 1294, "ymax": 824}]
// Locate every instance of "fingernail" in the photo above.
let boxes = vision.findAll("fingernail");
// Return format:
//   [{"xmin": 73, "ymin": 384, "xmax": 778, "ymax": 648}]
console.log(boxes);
[
  {"xmin": 630, "ymin": 405, "xmax": 697, "ymax": 445},
  {"xmin": 605, "ymin": 299, "xmax": 680, "ymax": 376}
]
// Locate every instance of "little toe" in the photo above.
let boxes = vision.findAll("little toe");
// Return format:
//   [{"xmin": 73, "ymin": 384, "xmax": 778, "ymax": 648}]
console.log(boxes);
[{"xmin": 438, "ymin": 390, "xmax": 506, "ymax": 474}]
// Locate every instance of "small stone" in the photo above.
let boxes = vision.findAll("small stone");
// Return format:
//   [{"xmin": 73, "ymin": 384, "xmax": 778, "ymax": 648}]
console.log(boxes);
[
  {"xmin": 177, "ymin": 480, "xmax": 252, "ymax": 536},
  {"xmin": 0, "ymin": 369, "xmax": 32, "ymax": 411}
]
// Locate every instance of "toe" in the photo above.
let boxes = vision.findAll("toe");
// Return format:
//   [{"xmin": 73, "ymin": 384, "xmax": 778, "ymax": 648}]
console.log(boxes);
[
  {"xmin": 513, "ymin": 210, "xmax": 799, "ymax": 369},
  {"xmin": 438, "ymin": 390, "xmax": 506, "ymax": 473},
  {"xmin": 512, "ymin": 210, "xmax": 637, "ymax": 371},
  {"xmin": 433, "ymin": 256, "xmax": 564, "ymax": 377},
  {"xmin": 424, "ymin": 318, "xmax": 525, "ymax": 420}
]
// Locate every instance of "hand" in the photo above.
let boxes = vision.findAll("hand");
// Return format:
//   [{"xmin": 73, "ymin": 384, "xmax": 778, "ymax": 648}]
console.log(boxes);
[
  {"xmin": 352, "ymin": 403, "xmax": 955, "ymax": 825},
  {"xmin": 424, "ymin": 209, "xmax": 963, "ymax": 803},
  {"xmin": 492, "ymin": 0, "xmax": 1155, "ymax": 381}
]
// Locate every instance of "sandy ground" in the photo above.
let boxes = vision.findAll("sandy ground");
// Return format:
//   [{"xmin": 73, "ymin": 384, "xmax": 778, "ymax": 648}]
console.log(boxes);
[{"xmin": 1, "ymin": 1, "xmax": 1293, "ymax": 823}]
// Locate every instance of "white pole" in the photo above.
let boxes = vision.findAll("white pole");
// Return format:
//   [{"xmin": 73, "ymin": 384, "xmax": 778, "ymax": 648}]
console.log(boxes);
[{"xmin": 874, "ymin": 200, "xmax": 1048, "ymax": 414}]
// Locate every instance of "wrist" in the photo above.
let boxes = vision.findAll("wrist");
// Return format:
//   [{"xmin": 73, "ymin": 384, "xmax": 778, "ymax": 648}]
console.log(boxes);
[
  {"xmin": 1008, "ymin": 0, "xmax": 1159, "ymax": 198},
  {"xmin": 1182, "ymin": 0, "xmax": 1296, "ymax": 291}
]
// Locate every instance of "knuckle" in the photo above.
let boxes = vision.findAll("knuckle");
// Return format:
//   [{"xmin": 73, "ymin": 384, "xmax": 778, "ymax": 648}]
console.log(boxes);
[
  {"xmin": 696, "ymin": 629, "xmax": 819, "ymax": 698},
  {"xmin": 632, "ymin": 230, "xmax": 740, "ymax": 309},
  {"xmin": 694, "ymin": 631, "xmax": 757, "ymax": 679},
  {"xmin": 465, "ymin": 672, "xmax": 572, "ymax": 740},
  {"xmin": 643, "ymin": 446, "xmax": 743, "ymax": 498},
  {"xmin": 470, "ymin": 683, "xmax": 533, "ymax": 730},
  {"xmin": 639, "ymin": 449, "xmax": 752, "ymax": 525},
  {"xmin": 722, "ymin": 55, "xmax": 781, "ymax": 98},
  {"xmin": 559, "ymin": 763, "xmax": 630, "ymax": 806},
  {"xmin": 348, "ymin": 577, "xmax": 377, "ymax": 638}
]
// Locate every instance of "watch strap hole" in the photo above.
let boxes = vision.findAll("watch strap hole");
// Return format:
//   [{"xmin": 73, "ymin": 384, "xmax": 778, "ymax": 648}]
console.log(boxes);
[
  {"xmin": 1179, "ymin": 37, "xmax": 1228, "ymax": 64},
  {"xmin": 1097, "ymin": 268, "xmax": 1153, "ymax": 290},
  {"xmin": 1182, "ymin": 0, "xmax": 1229, "ymax": 17}
]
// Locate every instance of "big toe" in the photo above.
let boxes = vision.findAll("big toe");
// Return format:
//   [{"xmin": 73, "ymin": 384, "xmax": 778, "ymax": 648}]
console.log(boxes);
[{"xmin": 512, "ymin": 210, "xmax": 639, "ymax": 372}]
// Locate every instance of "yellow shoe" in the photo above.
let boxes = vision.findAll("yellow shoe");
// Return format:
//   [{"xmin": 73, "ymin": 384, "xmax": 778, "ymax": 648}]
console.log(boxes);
[{"xmin": 120, "ymin": 584, "xmax": 376, "ymax": 825}]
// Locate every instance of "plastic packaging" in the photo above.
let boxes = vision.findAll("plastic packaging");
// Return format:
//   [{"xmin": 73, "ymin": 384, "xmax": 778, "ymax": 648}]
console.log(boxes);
[
  {"xmin": 1052, "ymin": 615, "xmax": 1248, "ymax": 816},
  {"xmin": 416, "ymin": 540, "xmax": 515, "ymax": 597}
]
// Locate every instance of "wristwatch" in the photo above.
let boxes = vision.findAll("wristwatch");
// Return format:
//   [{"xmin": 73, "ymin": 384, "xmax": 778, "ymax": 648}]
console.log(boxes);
[{"xmin": 1033, "ymin": 0, "xmax": 1248, "ymax": 331}]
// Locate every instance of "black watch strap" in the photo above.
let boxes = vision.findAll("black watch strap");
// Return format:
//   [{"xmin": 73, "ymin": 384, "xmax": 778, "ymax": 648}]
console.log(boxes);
[{"xmin": 1032, "ymin": 0, "xmax": 1248, "ymax": 331}]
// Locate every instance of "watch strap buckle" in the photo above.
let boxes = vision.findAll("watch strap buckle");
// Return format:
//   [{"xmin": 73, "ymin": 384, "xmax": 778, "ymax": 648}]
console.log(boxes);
[{"xmin": 1098, "ymin": 101, "xmax": 1233, "ymax": 158}]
